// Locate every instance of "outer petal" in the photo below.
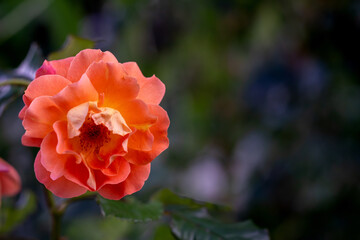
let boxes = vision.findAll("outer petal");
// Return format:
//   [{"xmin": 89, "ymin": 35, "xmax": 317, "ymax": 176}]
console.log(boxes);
[
  {"xmin": 35, "ymin": 60, "xmax": 56, "ymax": 78},
  {"xmin": 21, "ymin": 135, "xmax": 43, "ymax": 147},
  {"xmin": 123, "ymin": 62, "xmax": 165, "ymax": 105},
  {"xmin": 125, "ymin": 105, "xmax": 169, "ymax": 165},
  {"xmin": 22, "ymin": 96, "xmax": 64, "ymax": 141},
  {"xmin": 34, "ymin": 152, "xmax": 87, "ymax": 198},
  {"xmin": 0, "ymin": 158, "xmax": 21, "ymax": 196},
  {"xmin": 98, "ymin": 163, "xmax": 151, "ymax": 200},
  {"xmin": 19, "ymin": 75, "xmax": 71, "ymax": 119},
  {"xmin": 67, "ymin": 49, "xmax": 118, "ymax": 82},
  {"xmin": 48, "ymin": 57, "xmax": 74, "ymax": 77},
  {"xmin": 85, "ymin": 62, "xmax": 139, "ymax": 107},
  {"xmin": 35, "ymin": 57, "xmax": 74, "ymax": 78}
]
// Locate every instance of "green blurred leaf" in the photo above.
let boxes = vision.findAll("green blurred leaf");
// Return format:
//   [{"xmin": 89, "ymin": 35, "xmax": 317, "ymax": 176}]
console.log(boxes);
[
  {"xmin": 170, "ymin": 212, "xmax": 269, "ymax": 240},
  {"xmin": 152, "ymin": 189, "xmax": 269, "ymax": 240},
  {"xmin": 48, "ymin": 35, "xmax": 94, "ymax": 60},
  {"xmin": 153, "ymin": 224, "xmax": 177, "ymax": 240},
  {"xmin": 0, "ymin": 191, "xmax": 36, "ymax": 233},
  {"xmin": 152, "ymin": 188, "xmax": 230, "ymax": 213},
  {"xmin": 65, "ymin": 216, "xmax": 130, "ymax": 240},
  {"xmin": 99, "ymin": 196, "xmax": 163, "ymax": 222}
]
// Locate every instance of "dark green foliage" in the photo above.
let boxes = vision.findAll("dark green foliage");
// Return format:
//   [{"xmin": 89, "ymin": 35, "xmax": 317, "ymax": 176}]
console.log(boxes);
[{"xmin": 99, "ymin": 189, "xmax": 269, "ymax": 240}]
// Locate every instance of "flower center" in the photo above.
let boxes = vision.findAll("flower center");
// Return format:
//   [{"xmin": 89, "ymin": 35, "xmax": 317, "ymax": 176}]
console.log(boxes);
[
  {"xmin": 67, "ymin": 101, "xmax": 132, "ymax": 155},
  {"xmin": 79, "ymin": 116, "xmax": 110, "ymax": 152}
]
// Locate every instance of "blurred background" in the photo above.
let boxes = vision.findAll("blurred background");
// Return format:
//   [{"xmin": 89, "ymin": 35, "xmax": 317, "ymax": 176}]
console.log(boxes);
[{"xmin": 0, "ymin": 0, "xmax": 360, "ymax": 239}]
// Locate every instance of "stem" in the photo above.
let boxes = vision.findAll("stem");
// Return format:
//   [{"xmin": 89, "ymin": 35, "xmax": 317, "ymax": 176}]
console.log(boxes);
[
  {"xmin": 43, "ymin": 187, "xmax": 62, "ymax": 240},
  {"xmin": 43, "ymin": 188, "xmax": 97, "ymax": 240},
  {"xmin": 0, "ymin": 78, "xmax": 30, "ymax": 88}
]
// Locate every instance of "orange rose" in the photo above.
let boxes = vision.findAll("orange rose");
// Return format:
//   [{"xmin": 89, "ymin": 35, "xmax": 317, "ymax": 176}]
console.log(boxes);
[
  {"xmin": 0, "ymin": 158, "xmax": 21, "ymax": 197},
  {"xmin": 19, "ymin": 49, "xmax": 169, "ymax": 200}
]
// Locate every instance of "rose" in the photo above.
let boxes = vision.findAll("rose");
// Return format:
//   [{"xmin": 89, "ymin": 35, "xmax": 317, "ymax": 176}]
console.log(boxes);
[
  {"xmin": 19, "ymin": 49, "xmax": 169, "ymax": 200},
  {"xmin": 0, "ymin": 158, "xmax": 21, "ymax": 197}
]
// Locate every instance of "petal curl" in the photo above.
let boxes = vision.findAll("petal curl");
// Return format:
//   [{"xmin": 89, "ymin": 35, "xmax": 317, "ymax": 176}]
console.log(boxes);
[
  {"xmin": 34, "ymin": 152, "xmax": 87, "ymax": 198},
  {"xmin": 125, "ymin": 105, "xmax": 169, "ymax": 165},
  {"xmin": 97, "ymin": 163, "xmax": 151, "ymax": 200},
  {"xmin": 123, "ymin": 62, "xmax": 165, "ymax": 105},
  {"xmin": 67, "ymin": 49, "xmax": 118, "ymax": 82}
]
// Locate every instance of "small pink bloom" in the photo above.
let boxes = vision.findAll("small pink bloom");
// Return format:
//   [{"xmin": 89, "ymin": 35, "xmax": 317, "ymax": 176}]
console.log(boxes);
[{"xmin": 0, "ymin": 158, "xmax": 21, "ymax": 197}]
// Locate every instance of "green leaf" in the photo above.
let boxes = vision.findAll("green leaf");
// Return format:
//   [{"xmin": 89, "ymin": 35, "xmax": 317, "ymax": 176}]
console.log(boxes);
[
  {"xmin": 0, "ymin": 191, "xmax": 36, "ymax": 233},
  {"xmin": 64, "ymin": 216, "xmax": 130, "ymax": 240},
  {"xmin": 153, "ymin": 224, "xmax": 177, "ymax": 240},
  {"xmin": 152, "ymin": 188, "xmax": 230, "ymax": 213},
  {"xmin": 170, "ymin": 212, "xmax": 269, "ymax": 240},
  {"xmin": 48, "ymin": 35, "xmax": 95, "ymax": 60},
  {"xmin": 99, "ymin": 196, "xmax": 163, "ymax": 222}
]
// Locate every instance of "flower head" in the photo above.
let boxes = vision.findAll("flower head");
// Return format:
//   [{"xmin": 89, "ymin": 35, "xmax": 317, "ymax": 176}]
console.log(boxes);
[
  {"xmin": 20, "ymin": 49, "xmax": 169, "ymax": 200},
  {"xmin": 0, "ymin": 158, "xmax": 21, "ymax": 197}
]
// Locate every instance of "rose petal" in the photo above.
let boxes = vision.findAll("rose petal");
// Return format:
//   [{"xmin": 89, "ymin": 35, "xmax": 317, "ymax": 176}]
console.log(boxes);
[
  {"xmin": 85, "ymin": 62, "xmax": 139, "ymax": 107},
  {"xmin": 34, "ymin": 152, "xmax": 87, "ymax": 198},
  {"xmin": 91, "ymin": 106, "xmax": 131, "ymax": 136},
  {"xmin": 123, "ymin": 62, "xmax": 165, "ymax": 105},
  {"xmin": 67, "ymin": 102, "xmax": 90, "ymax": 138},
  {"xmin": 93, "ymin": 157, "xmax": 131, "ymax": 189},
  {"xmin": 36, "ymin": 57, "xmax": 74, "ymax": 78},
  {"xmin": 98, "ymin": 134, "xmax": 129, "ymax": 166},
  {"xmin": 21, "ymin": 135, "xmax": 43, "ymax": 147},
  {"xmin": 128, "ymin": 128, "xmax": 154, "ymax": 151},
  {"xmin": 63, "ymin": 158, "xmax": 93, "ymax": 191},
  {"xmin": 52, "ymin": 74, "xmax": 98, "ymax": 113},
  {"xmin": 22, "ymin": 96, "xmax": 64, "ymax": 140},
  {"xmin": 67, "ymin": 49, "xmax": 118, "ymax": 82},
  {"xmin": 117, "ymin": 99, "xmax": 157, "ymax": 126},
  {"xmin": 48, "ymin": 57, "xmax": 74, "ymax": 77},
  {"xmin": 40, "ymin": 131, "xmax": 76, "ymax": 180},
  {"xmin": 19, "ymin": 75, "xmax": 71, "ymax": 119},
  {"xmin": 125, "ymin": 105, "xmax": 169, "ymax": 165},
  {"xmin": 35, "ymin": 60, "xmax": 56, "ymax": 78},
  {"xmin": 98, "ymin": 163, "xmax": 151, "ymax": 200}
]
